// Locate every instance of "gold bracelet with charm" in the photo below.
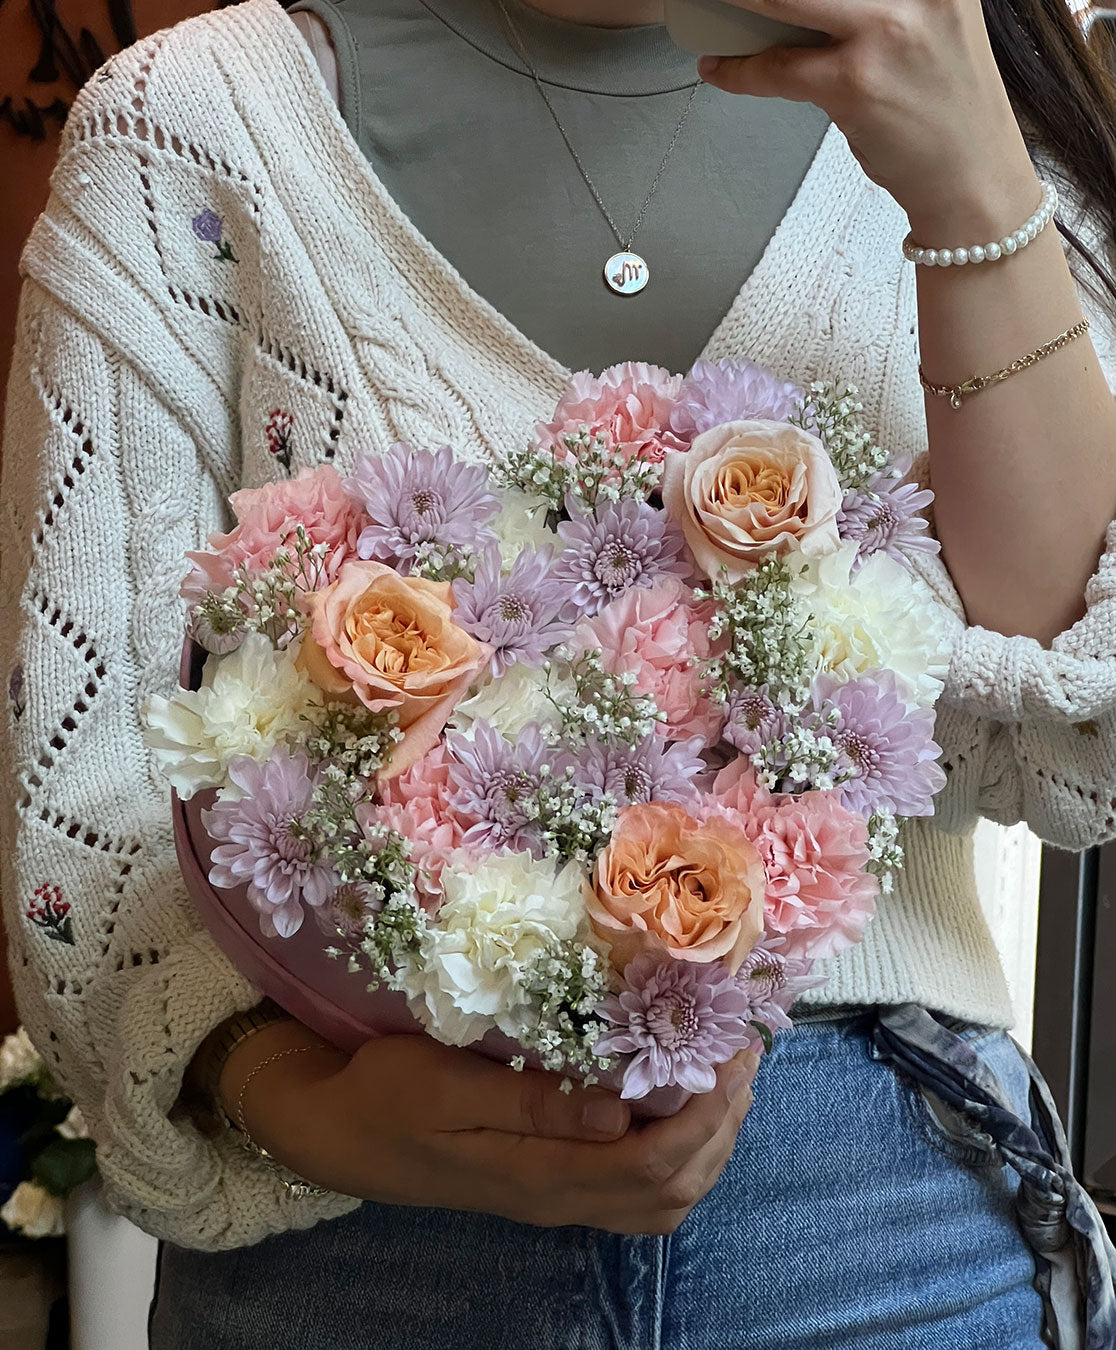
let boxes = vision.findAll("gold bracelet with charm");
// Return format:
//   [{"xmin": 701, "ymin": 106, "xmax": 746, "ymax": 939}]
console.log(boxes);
[{"xmin": 919, "ymin": 317, "xmax": 1090, "ymax": 410}]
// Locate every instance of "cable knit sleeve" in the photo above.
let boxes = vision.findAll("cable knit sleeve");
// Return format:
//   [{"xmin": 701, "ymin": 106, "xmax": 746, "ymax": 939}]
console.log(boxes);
[
  {"xmin": 0, "ymin": 261, "xmax": 359, "ymax": 1248},
  {"xmin": 917, "ymin": 192, "xmax": 1116, "ymax": 852}
]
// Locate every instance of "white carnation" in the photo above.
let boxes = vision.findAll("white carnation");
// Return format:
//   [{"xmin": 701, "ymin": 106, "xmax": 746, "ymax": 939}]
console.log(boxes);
[
  {"xmin": 448, "ymin": 660, "xmax": 574, "ymax": 739},
  {"xmin": 0, "ymin": 1026, "xmax": 42, "ymax": 1091},
  {"xmin": 402, "ymin": 852, "xmax": 589, "ymax": 1046},
  {"xmin": 793, "ymin": 541, "xmax": 953, "ymax": 707},
  {"xmin": 142, "ymin": 632, "xmax": 323, "ymax": 799},
  {"xmin": 0, "ymin": 1181, "xmax": 66, "ymax": 1239},
  {"xmin": 491, "ymin": 489, "xmax": 564, "ymax": 568}
]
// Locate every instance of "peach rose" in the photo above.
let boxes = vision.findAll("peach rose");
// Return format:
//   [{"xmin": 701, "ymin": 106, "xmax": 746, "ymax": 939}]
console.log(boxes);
[
  {"xmin": 662, "ymin": 418, "xmax": 842, "ymax": 582},
  {"xmin": 297, "ymin": 560, "xmax": 489, "ymax": 775},
  {"xmin": 590, "ymin": 801, "xmax": 766, "ymax": 975}
]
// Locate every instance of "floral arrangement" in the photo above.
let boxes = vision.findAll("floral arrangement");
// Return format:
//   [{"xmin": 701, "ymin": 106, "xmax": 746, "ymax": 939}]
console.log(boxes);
[
  {"xmin": 0, "ymin": 1027, "xmax": 95, "ymax": 1239},
  {"xmin": 145, "ymin": 359, "xmax": 952, "ymax": 1104}
]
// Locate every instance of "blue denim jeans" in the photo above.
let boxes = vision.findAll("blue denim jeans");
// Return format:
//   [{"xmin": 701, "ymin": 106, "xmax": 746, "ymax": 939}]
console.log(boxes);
[{"xmin": 148, "ymin": 1009, "xmax": 1112, "ymax": 1349}]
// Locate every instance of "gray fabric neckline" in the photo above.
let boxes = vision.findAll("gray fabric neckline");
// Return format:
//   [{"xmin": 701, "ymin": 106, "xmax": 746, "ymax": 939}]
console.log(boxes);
[{"xmin": 415, "ymin": 0, "xmax": 702, "ymax": 95}]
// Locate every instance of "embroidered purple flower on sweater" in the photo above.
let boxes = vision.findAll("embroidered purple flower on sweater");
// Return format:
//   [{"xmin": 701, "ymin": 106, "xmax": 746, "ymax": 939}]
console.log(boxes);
[
  {"xmin": 27, "ymin": 884, "xmax": 74, "ymax": 945},
  {"xmin": 595, "ymin": 951, "xmax": 758, "ymax": 1098},
  {"xmin": 265, "ymin": 409, "xmax": 295, "ymax": 474},
  {"xmin": 452, "ymin": 547, "xmax": 572, "ymax": 676},
  {"xmin": 201, "ymin": 747, "xmax": 337, "ymax": 939},
  {"xmin": 8, "ymin": 665, "xmax": 24, "ymax": 720},
  {"xmin": 554, "ymin": 498, "xmax": 692, "ymax": 616},
  {"xmin": 191, "ymin": 208, "xmax": 238, "ymax": 263}
]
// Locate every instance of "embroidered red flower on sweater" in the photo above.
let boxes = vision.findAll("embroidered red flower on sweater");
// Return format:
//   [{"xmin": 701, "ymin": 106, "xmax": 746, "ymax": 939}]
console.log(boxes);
[
  {"xmin": 265, "ymin": 408, "xmax": 295, "ymax": 474},
  {"xmin": 27, "ymin": 884, "xmax": 74, "ymax": 945}
]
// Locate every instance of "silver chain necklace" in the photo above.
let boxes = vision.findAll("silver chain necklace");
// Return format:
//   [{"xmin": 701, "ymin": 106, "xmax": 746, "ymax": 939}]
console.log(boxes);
[{"xmin": 492, "ymin": 0, "xmax": 702, "ymax": 296}]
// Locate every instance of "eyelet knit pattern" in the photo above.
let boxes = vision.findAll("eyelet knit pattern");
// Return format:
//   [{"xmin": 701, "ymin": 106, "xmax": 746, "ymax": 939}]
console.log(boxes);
[{"xmin": 3, "ymin": 0, "xmax": 1116, "ymax": 1251}]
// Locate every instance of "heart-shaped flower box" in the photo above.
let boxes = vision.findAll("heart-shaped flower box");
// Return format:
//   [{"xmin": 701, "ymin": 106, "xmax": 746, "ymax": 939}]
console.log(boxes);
[{"xmin": 170, "ymin": 639, "xmax": 688, "ymax": 1119}]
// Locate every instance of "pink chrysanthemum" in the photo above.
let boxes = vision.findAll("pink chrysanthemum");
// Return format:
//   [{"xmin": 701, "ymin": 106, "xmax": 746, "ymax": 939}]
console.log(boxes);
[
  {"xmin": 202, "ymin": 747, "xmax": 337, "ymax": 940},
  {"xmin": 669, "ymin": 358, "xmax": 804, "ymax": 444},
  {"xmin": 595, "ymin": 952, "xmax": 758, "ymax": 1099}
]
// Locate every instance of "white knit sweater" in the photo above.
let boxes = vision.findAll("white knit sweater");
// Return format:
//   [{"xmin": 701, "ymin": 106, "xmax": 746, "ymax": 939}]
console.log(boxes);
[{"xmin": 4, "ymin": 0, "xmax": 1116, "ymax": 1253}]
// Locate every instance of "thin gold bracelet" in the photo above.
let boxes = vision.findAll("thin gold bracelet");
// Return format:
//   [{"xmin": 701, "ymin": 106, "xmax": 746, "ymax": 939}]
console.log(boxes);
[
  {"xmin": 231, "ymin": 1044, "xmax": 334, "ymax": 1199},
  {"xmin": 919, "ymin": 317, "xmax": 1090, "ymax": 410}
]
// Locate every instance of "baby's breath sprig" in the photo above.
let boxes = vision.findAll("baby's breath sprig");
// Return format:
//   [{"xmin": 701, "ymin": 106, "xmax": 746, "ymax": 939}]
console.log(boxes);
[
  {"xmin": 699, "ymin": 560, "xmax": 816, "ymax": 704},
  {"xmin": 517, "ymin": 940, "xmax": 616, "ymax": 1080},
  {"xmin": 866, "ymin": 810, "xmax": 904, "ymax": 894},
  {"xmin": 525, "ymin": 770, "xmax": 619, "ymax": 865},
  {"xmin": 189, "ymin": 528, "xmax": 332, "ymax": 650},
  {"xmin": 553, "ymin": 649, "xmax": 663, "ymax": 747},
  {"xmin": 357, "ymin": 895, "xmax": 429, "ymax": 992},
  {"xmin": 292, "ymin": 766, "xmax": 416, "ymax": 895},
  {"xmin": 792, "ymin": 382, "xmax": 890, "ymax": 493},
  {"xmin": 302, "ymin": 703, "xmax": 403, "ymax": 779},
  {"xmin": 752, "ymin": 717, "xmax": 848, "ymax": 795},
  {"xmin": 411, "ymin": 540, "xmax": 480, "ymax": 584},
  {"xmin": 492, "ymin": 426, "xmax": 660, "ymax": 514}
]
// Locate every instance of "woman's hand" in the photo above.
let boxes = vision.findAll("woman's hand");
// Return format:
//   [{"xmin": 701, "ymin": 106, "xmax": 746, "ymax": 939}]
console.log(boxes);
[
  {"xmin": 696, "ymin": 0, "xmax": 1041, "ymax": 240},
  {"xmin": 226, "ymin": 1026, "xmax": 760, "ymax": 1236}
]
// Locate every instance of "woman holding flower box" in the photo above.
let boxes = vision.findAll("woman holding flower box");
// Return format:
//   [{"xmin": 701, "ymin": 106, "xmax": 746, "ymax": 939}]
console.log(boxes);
[{"xmin": 2, "ymin": 0, "xmax": 1116, "ymax": 1344}]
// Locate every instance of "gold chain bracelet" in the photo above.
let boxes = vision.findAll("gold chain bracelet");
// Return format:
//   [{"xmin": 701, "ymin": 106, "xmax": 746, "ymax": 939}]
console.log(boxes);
[
  {"xmin": 231, "ymin": 1043, "xmax": 334, "ymax": 1199},
  {"xmin": 919, "ymin": 317, "xmax": 1090, "ymax": 410}
]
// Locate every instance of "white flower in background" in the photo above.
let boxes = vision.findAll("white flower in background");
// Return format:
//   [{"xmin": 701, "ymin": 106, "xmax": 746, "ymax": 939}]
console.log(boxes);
[
  {"xmin": 56, "ymin": 1105, "xmax": 88, "ymax": 1140},
  {"xmin": 402, "ymin": 852, "xmax": 589, "ymax": 1046},
  {"xmin": 0, "ymin": 1026, "xmax": 42, "ymax": 1091},
  {"xmin": 792, "ymin": 541, "xmax": 953, "ymax": 707},
  {"xmin": 142, "ymin": 633, "xmax": 323, "ymax": 799},
  {"xmin": 448, "ymin": 660, "xmax": 574, "ymax": 740},
  {"xmin": 491, "ymin": 489, "xmax": 564, "ymax": 568},
  {"xmin": 0, "ymin": 1181, "xmax": 65, "ymax": 1239}
]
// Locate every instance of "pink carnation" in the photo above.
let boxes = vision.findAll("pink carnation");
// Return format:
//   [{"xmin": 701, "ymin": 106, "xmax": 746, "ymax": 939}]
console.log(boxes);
[
  {"xmin": 181, "ymin": 466, "xmax": 365, "ymax": 604},
  {"xmin": 533, "ymin": 362, "xmax": 687, "ymax": 468},
  {"xmin": 578, "ymin": 577, "xmax": 723, "ymax": 745},
  {"xmin": 709, "ymin": 760, "xmax": 877, "ymax": 961},
  {"xmin": 376, "ymin": 745, "xmax": 469, "ymax": 906}
]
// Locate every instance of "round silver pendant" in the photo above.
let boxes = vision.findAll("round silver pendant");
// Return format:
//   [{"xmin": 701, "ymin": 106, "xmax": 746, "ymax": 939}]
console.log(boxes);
[{"xmin": 605, "ymin": 251, "xmax": 649, "ymax": 296}]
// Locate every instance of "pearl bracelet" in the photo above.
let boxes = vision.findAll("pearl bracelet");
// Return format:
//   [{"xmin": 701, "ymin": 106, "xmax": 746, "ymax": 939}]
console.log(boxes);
[{"xmin": 903, "ymin": 182, "xmax": 1058, "ymax": 268}]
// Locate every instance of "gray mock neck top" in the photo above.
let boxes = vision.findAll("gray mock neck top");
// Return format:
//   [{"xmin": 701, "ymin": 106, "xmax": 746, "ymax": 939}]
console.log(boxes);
[{"xmin": 285, "ymin": 0, "xmax": 830, "ymax": 374}]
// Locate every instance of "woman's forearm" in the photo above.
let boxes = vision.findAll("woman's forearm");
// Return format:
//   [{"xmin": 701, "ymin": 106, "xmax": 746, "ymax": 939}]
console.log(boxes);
[{"xmin": 912, "ymin": 164, "xmax": 1116, "ymax": 648}]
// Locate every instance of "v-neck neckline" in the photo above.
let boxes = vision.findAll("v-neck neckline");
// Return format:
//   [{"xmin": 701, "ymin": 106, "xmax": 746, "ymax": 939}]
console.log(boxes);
[{"xmin": 248, "ymin": 0, "xmax": 856, "ymax": 395}]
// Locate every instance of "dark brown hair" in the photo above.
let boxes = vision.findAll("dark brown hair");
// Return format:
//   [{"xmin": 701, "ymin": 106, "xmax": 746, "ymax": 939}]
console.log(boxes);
[{"xmin": 984, "ymin": 0, "xmax": 1116, "ymax": 309}]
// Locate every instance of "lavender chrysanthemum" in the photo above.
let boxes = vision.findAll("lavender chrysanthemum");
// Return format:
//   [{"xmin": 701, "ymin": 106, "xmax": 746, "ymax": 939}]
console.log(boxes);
[
  {"xmin": 736, "ymin": 934, "xmax": 824, "ymax": 1032},
  {"xmin": 453, "ymin": 548, "xmax": 572, "ymax": 676},
  {"xmin": 816, "ymin": 671, "xmax": 946, "ymax": 818},
  {"xmin": 595, "ymin": 953, "xmax": 758, "ymax": 1099},
  {"xmin": 344, "ymin": 443, "xmax": 498, "ymax": 571},
  {"xmin": 837, "ymin": 458, "xmax": 941, "ymax": 572},
  {"xmin": 446, "ymin": 720, "xmax": 550, "ymax": 855},
  {"xmin": 202, "ymin": 747, "xmax": 336, "ymax": 940},
  {"xmin": 575, "ymin": 734, "xmax": 704, "ymax": 807},
  {"xmin": 314, "ymin": 880, "xmax": 384, "ymax": 939},
  {"xmin": 670, "ymin": 358, "xmax": 804, "ymax": 443},
  {"xmin": 722, "ymin": 687, "xmax": 785, "ymax": 758},
  {"xmin": 554, "ymin": 498, "xmax": 692, "ymax": 616}
]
